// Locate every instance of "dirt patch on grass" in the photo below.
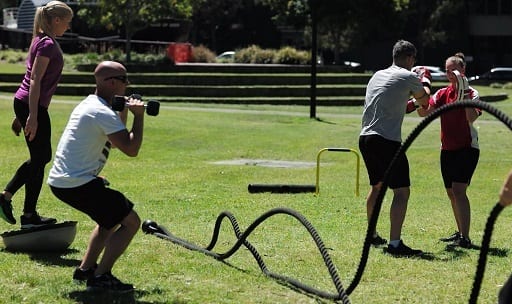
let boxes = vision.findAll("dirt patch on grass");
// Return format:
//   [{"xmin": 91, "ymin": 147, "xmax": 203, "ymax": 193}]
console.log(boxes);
[{"xmin": 211, "ymin": 159, "xmax": 316, "ymax": 168}]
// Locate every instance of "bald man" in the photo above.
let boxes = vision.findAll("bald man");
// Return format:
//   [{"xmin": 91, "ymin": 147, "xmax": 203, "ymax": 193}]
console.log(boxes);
[{"xmin": 48, "ymin": 61, "xmax": 145, "ymax": 292}]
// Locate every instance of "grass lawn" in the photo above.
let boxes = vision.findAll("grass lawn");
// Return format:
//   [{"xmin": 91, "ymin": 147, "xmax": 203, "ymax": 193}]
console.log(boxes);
[{"xmin": 0, "ymin": 84, "xmax": 512, "ymax": 303}]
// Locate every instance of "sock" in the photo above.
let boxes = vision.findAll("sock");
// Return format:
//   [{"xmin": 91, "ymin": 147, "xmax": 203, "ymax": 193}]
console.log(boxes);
[{"xmin": 389, "ymin": 240, "xmax": 401, "ymax": 248}]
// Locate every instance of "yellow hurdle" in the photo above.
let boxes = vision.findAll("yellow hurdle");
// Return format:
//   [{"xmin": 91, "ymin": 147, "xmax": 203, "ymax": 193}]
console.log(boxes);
[{"xmin": 315, "ymin": 148, "xmax": 360, "ymax": 196}]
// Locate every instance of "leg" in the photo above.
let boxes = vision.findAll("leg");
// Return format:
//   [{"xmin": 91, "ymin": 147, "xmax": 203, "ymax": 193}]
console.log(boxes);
[
  {"xmin": 80, "ymin": 224, "xmax": 116, "ymax": 271},
  {"xmin": 3, "ymin": 160, "xmax": 30, "ymax": 199},
  {"xmin": 22, "ymin": 107, "xmax": 52, "ymax": 215},
  {"xmin": 445, "ymin": 187, "xmax": 462, "ymax": 231},
  {"xmin": 389, "ymin": 186, "xmax": 410, "ymax": 241},
  {"xmin": 95, "ymin": 210, "xmax": 141, "ymax": 276},
  {"xmin": 366, "ymin": 182, "xmax": 382, "ymax": 235},
  {"xmin": 451, "ymin": 182, "xmax": 470, "ymax": 238}
]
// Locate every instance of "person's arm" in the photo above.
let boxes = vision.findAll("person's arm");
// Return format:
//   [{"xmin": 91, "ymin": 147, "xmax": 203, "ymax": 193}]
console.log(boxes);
[
  {"xmin": 107, "ymin": 100, "xmax": 145, "ymax": 157},
  {"xmin": 466, "ymin": 107, "xmax": 480, "ymax": 123},
  {"xmin": 24, "ymin": 55, "xmax": 50, "ymax": 141},
  {"xmin": 411, "ymin": 86, "xmax": 430, "ymax": 110},
  {"xmin": 416, "ymin": 97, "xmax": 434, "ymax": 117},
  {"xmin": 499, "ymin": 170, "xmax": 512, "ymax": 207},
  {"xmin": 411, "ymin": 66, "xmax": 432, "ymax": 109},
  {"xmin": 118, "ymin": 105, "xmax": 128, "ymax": 125}
]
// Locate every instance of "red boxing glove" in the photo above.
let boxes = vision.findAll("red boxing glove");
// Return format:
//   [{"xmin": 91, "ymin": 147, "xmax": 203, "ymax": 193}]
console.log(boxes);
[
  {"xmin": 406, "ymin": 99, "xmax": 418, "ymax": 114},
  {"xmin": 412, "ymin": 66, "xmax": 432, "ymax": 89}
]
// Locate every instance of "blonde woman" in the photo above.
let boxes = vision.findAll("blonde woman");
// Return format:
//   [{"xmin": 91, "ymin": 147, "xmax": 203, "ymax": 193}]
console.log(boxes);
[
  {"xmin": 0, "ymin": 1, "xmax": 73, "ymax": 228},
  {"xmin": 417, "ymin": 53, "xmax": 481, "ymax": 248}
]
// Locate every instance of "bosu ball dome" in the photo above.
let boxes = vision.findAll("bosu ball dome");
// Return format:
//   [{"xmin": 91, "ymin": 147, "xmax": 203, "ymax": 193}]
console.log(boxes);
[{"xmin": 1, "ymin": 221, "xmax": 77, "ymax": 252}]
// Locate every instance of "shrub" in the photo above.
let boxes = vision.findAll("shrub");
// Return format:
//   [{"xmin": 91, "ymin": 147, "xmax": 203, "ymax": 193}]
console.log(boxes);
[
  {"xmin": 235, "ymin": 45, "xmax": 262, "ymax": 63},
  {"xmin": 273, "ymin": 46, "xmax": 310, "ymax": 65},
  {"xmin": 252, "ymin": 49, "xmax": 275, "ymax": 64},
  {"xmin": 191, "ymin": 45, "xmax": 216, "ymax": 63},
  {"xmin": 503, "ymin": 82, "xmax": 512, "ymax": 89},
  {"xmin": 0, "ymin": 50, "xmax": 26, "ymax": 63}
]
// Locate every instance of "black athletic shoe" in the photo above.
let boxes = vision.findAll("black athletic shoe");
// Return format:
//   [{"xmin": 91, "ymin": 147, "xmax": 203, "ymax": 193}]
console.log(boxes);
[
  {"xmin": 440, "ymin": 231, "xmax": 461, "ymax": 242},
  {"xmin": 451, "ymin": 236, "xmax": 472, "ymax": 249},
  {"xmin": 20, "ymin": 213, "xmax": 57, "ymax": 229},
  {"xmin": 73, "ymin": 264, "xmax": 98, "ymax": 282},
  {"xmin": 0, "ymin": 195, "xmax": 16, "ymax": 225},
  {"xmin": 87, "ymin": 272, "xmax": 134, "ymax": 293},
  {"xmin": 370, "ymin": 234, "xmax": 388, "ymax": 246},
  {"xmin": 386, "ymin": 240, "xmax": 423, "ymax": 257}
]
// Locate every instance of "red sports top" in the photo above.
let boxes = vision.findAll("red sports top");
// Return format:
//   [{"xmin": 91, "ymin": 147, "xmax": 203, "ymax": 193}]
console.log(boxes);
[{"xmin": 430, "ymin": 85, "xmax": 481, "ymax": 151}]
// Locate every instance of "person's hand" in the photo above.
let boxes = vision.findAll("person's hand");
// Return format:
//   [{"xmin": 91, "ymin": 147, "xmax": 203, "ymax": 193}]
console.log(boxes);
[
  {"xmin": 126, "ymin": 95, "xmax": 145, "ymax": 117},
  {"xmin": 98, "ymin": 176, "xmax": 110, "ymax": 186},
  {"xmin": 24, "ymin": 115, "xmax": 38, "ymax": 141},
  {"xmin": 499, "ymin": 171, "xmax": 512, "ymax": 207},
  {"xmin": 412, "ymin": 66, "xmax": 432, "ymax": 89},
  {"xmin": 406, "ymin": 98, "xmax": 418, "ymax": 114},
  {"xmin": 11, "ymin": 117, "xmax": 22, "ymax": 136}
]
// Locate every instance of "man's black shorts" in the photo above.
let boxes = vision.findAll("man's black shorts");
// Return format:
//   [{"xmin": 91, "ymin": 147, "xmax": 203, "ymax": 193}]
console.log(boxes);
[
  {"xmin": 50, "ymin": 177, "xmax": 134, "ymax": 229},
  {"xmin": 359, "ymin": 134, "xmax": 410, "ymax": 189}
]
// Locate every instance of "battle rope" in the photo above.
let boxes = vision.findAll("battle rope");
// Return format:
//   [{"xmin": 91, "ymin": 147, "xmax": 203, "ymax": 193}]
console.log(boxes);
[
  {"xmin": 144, "ymin": 100, "xmax": 511, "ymax": 302},
  {"xmin": 345, "ymin": 100, "xmax": 512, "ymax": 302},
  {"xmin": 469, "ymin": 203, "xmax": 504, "ymax": 304},
  {"xmin": 142, "ymin": 207, "xmax": 351, "ymax": 303}
]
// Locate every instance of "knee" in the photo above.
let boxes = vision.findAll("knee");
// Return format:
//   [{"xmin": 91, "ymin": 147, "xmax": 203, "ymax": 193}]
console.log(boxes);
[
  {"xmin": 125, "ymin": 211, "xmax": 141, "ymax": 232},
  {"xmin": 32, "ymin": 150, "xmax": 52, "ymax": 167},
  {"xmin": 394, "ymin": 187, "xmax": 410, "ymax": 202},
  {"xmin": 451, "ymin": 184, "xmax": 468, "ymax": 200}
]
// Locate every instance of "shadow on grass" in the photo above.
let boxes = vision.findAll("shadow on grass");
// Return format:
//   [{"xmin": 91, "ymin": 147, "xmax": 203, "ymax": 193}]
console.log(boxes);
[
  {"xmin": 313, "ymin": 117, "xmax": 337, "ymax": 125},
  {"xmin": 1, "ymin": 247, "xmax": 81, "ymax": 267},
  {"xmin": 67, "ymin": 289, "xmax": 176, "ymax": 304},
  {"xmin": 378, "ymin": 244, "xmax": 509, "ymax": 262},
  {"xmin": 275, "ymin": 279, "xmax": 346, "ymax": 304},
  {"xmin": 414, "ymin": 245, "xmax": 510, "ymax": 262}
]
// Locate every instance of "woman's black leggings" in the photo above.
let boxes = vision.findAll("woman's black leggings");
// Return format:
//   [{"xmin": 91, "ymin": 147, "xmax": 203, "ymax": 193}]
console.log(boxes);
[{"xmin": 5, "ymin": 99, "xmax": 52, "ymax": 214}]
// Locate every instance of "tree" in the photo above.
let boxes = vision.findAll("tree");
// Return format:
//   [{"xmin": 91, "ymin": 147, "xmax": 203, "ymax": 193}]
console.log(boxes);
[
  {"xmin": 258, "ymin": 0, "xmax": 402, "ymax": 65},
  {"xmin": 77, "ymin": 0, "xmax": 196, "ymax": 62},
  {"xmin": 189, "ymin": 0, "xmax": 245, "ymax": 51}
]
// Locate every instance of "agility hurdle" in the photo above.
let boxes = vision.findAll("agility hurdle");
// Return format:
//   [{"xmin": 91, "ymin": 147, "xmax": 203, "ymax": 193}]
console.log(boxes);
[{"xmin": 315, "ymin": 148, "xmax": 360, "ymax": 196}]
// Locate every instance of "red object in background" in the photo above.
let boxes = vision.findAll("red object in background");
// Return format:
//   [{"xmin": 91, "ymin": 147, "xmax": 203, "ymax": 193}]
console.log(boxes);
[{"xmin": 167, "ymin": 43, "xmax": 192, "ymax": 63}]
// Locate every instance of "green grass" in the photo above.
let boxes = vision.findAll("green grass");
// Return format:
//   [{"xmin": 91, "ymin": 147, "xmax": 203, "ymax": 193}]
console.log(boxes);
[{"xmin": 0, "ymin": 91, "xmax": 512, "ymax": 303}]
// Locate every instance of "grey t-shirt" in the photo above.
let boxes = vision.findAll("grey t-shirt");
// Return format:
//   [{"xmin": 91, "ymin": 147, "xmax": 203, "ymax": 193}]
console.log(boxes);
[{"xmin": 360, "ymin": 64, "xmax": 423, "ymax": 142}]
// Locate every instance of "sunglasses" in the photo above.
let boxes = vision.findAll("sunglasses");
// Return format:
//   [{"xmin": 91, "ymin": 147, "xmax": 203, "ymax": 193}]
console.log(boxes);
[{"xmin": 104, "ymin": 75, "xmax": 129, "ymax": 84}]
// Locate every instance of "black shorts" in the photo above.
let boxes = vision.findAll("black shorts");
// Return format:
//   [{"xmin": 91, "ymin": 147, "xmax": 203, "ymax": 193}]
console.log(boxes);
[
  {"xmin": 50, "ymin": 177, "xmax": 134, "ymax": 229},
  {"xmin": 440, "ymin": 147, "xmax": 479, "ymax": 188},
  {"xmin": 359, "ymin": 135, "xmax": 410, "ymax": 189}
]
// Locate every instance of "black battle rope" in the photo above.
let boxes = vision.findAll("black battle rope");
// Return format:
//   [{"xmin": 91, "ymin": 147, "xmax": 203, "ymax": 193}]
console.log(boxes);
[
  {"xmin": 143, "ymin": 207, "xmax": 351, "ymax": 303},
  {"xmin": 345, "ymin": 100, "xmax": 512, "ymax": 302},
  {"xmin": 469, "ymin": 202, "xmax": 504, "ymax": 304},
  {"xmin": 143, "ymin": 100, "xmax": 510, "ymax": 302}
]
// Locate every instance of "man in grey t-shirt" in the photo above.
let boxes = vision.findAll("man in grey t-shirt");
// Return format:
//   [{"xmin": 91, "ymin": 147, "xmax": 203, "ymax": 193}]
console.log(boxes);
[{"xmin": 359, "ymin": 40, "xmax": 430, "ymax": 256}]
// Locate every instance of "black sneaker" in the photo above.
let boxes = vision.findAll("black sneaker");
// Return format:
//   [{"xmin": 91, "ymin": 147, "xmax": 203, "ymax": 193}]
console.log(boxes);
[
  {"xmin": 20, "ymin": 213, "xmax": 57, "ymax": 229},
  {"xmin": 0, "ymin": 195, "xmax": 16, "ymax": 225},
  {"xmin": 440, "ymin": 231, "xmax": 460, "ymax": 242},
  {"xmin": 73, "ymin": 264, "xmax": 98, "ymax": 282},
  {"xmin": 370, "ymin": 234, "xmax": 387, "ymax": 246},
  {"xmin": 386, "ymin": 240, "xmax": 423, "ymax": 257},
  {"xmin": 451, "ymin": 236, "xmax": 472, "ymax": 249},
  {"xmin": 87, "ymin": 272, "xmax": 134, "ymax": 293}
]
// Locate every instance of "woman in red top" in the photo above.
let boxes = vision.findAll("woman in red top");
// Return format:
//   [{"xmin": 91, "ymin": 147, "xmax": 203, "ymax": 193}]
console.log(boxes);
[{"xmin": 417, "ymin": 53, "xmax": 481, "ymax": 248}]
